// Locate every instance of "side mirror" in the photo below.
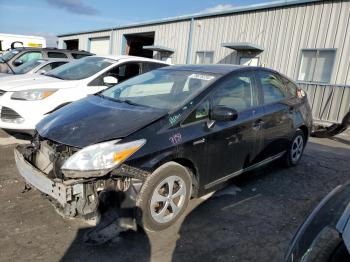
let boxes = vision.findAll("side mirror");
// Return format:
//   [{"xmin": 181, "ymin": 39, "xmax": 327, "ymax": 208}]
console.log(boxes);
[
  {"xmin": 38, "ymin": 69, "xmax": 46, "ymax": 75},
  {"xmin": 13, "ymin": 60, "xmax": 23, "ymax": 66},
  {"xmin": 210, "ymin": 106, "xmax": 238, "ymax": 122},
  {"xmin": 103, "ymin": 76, "xmax": 118, "ymax": 86}
]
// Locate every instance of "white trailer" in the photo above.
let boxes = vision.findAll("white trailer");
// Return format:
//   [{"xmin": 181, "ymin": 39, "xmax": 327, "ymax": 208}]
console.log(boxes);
[{"xmin": 0, "ymin": 33, "xmax": 46, "ymax": 54}]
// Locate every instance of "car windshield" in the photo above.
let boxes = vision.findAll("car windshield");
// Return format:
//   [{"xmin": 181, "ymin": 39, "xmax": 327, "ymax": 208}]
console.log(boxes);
[
  {"xmin": 45, "ymin": 57, "xmax": 115, "ymax": 80},
  {"xmin": 101, "ymin": 69, "xmax": 220, "ymax": 110},
  {"xmin": 13, "ymin": 59, "xmax": 46, "ymax": 74},
  {"xmin": 1, "ymin": 50, "xmax": 20, "ymax": 62}
]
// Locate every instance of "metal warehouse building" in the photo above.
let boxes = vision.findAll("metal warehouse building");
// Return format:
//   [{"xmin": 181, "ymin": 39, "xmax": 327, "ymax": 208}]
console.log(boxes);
[{"xmin": 57, "ymin": 0, "xmax": 350, "ymax": 127}]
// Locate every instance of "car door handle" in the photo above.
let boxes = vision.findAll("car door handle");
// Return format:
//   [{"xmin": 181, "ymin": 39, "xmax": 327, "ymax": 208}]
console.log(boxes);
[{"xmin": 193, "ymin": 138, "xmax": 206, "ymax": 145}]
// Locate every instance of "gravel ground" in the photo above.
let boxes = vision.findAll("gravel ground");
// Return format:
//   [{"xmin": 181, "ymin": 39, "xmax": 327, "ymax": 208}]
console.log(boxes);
[{"xmin": 0, "ymin": 129, "xmax": 349, "ymax": 262}]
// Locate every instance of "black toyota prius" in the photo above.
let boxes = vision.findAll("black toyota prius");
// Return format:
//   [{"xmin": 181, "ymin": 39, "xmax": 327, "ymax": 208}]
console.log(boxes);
[{"xmin": 15, "ymin": 65, "xmax": 313, "ymax": 231}]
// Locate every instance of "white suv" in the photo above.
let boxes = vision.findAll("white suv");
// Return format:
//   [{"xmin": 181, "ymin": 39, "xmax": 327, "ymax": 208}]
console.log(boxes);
[{"xmin": 0, "ymin": 55, "xmax": 169, "ymax": 133}]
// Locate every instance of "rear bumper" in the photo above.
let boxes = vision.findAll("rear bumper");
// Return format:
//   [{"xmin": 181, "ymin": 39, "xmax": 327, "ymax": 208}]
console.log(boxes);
[{"xmin": 14, "ymin": 145, "xmax": 82, "ymax": 206}]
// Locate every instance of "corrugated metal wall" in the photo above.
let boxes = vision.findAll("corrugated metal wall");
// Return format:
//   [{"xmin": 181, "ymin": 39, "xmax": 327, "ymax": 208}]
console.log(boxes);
[
  {"xmin": 191, "ymin": 0, "xmax": 350, "ymax": 85},
  {"xmin": 114, "ymin": 20, "xmax": 191, "ymax": 64},
  {"xmin": 58, "ymin": 31, "xmax": 111, "ymax": 53}
]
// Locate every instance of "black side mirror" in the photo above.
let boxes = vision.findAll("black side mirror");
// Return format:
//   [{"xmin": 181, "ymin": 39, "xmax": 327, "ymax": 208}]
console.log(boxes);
[
  {"xmin": 210, "ymin": 106, "xmax": 238, "ymax": 122},
  {"xmin": 13, "ymin": 60, "xmax": 23, "ymax": 66}
]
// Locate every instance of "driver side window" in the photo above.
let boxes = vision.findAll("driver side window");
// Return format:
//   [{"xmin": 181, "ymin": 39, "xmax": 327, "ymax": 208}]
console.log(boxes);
[
  {"xmin": 89, "ymin": 62, "xmax": 141, "ymax": 86},
  {"xmin": 14, "ymin": 51, "xmax": 43, "ymax": 66},
  {"xmin": 212, "ymin": 74, "xmax": 257, "ymax": 112}
]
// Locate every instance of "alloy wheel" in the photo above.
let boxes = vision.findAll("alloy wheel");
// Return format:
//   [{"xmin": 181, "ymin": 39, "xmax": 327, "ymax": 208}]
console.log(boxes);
[
  {"xmin": 150, "ymin": 175, "xmax": 187, "ymax": 224},
  {"xmin": 291, "ymin": 135, "xmax": 304, "ymax": 163}
]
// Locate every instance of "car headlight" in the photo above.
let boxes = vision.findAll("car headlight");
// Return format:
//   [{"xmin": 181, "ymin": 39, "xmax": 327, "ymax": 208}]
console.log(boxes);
[
  {"xmin": 61, "ymin": 139, "xmax": 146, "ymax": 178},
  {"xmin": 11, "ymin": 89, "xmax": 57, "ymax": 101}
]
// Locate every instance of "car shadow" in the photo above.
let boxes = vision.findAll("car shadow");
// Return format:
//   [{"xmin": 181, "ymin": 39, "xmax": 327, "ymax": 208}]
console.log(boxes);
[{"xmin": 60, "ymin": 191, "xmax": 151, "ymax": 262}]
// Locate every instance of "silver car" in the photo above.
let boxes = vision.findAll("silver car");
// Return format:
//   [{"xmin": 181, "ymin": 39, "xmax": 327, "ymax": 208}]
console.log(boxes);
[{"xmin": 0, "ymin": 58, "xmax": 71, "ymax": 77}]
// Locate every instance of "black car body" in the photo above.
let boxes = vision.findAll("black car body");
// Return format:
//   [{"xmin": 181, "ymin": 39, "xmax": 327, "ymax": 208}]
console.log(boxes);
[
  {"xmin": 0, "ymin": 47, "xmax": 92, "ymax": 73},
  {"xmin": 285, "ymin": 183, "xmax": 350, "ymax": 262},
  {"xmin": 15, "ymin": 65, "xmax": 313, "ymax": 231}
]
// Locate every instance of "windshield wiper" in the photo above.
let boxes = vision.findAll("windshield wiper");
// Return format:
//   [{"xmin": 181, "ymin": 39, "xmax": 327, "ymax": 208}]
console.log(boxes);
[
  {"xmin": 101, "ymin": 96, "xmax": 147, "ymax": 107},
  {"xmin": 121, "ymin": 99, "xmax": 146, "ymax": 107}
]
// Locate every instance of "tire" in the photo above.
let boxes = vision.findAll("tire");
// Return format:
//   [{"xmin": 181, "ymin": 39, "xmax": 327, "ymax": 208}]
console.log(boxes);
[
  {"xmin": 136, "ymin": 162, "xmax": 192, "ymax": 232},
  {"xmin": 283, "ymin": 129, "xmax": 306, "ymax": 167}
]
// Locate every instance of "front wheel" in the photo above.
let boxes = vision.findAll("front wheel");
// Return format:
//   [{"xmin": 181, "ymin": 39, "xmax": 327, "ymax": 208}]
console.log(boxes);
[
  {"xmin": 283, "ymin": 129, "xmax": 306, "ymax": 167},
  {"xmin": 136, "ymin": 162, "xmax": 192, "ymax": 232}
]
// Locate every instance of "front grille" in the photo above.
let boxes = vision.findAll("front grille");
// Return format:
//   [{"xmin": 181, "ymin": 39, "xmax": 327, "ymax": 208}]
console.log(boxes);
[
  {"xmin": 1, "ymin": 106, "xmax": 22, "ymax": 120},
  {"xmin": 0, "ymin": 90, "xmax": 5, "ymax": 96}
]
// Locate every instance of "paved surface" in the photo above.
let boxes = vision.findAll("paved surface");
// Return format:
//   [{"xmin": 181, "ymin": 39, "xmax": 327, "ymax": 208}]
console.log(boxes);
[{"xmin": 0, "ymin": 129, "xmax": 349, "ymax": 262}]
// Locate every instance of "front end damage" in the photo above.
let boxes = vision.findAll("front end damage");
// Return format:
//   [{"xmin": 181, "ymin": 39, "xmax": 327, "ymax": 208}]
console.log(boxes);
[{"xmin": 14, "ymin": 135, "xmax": 149, "ymax": 223}]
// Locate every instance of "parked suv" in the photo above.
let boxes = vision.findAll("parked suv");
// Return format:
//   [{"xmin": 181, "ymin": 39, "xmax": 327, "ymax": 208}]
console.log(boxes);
[
  {"xmin": 0, "ymin": 58, "xmax": 71, "ymax": 77},
  {"xmin": 0, "ymin": 47, "xmax": 92, "ymax": 73},
  {"xmin": 15, "ymin": 65, "xmax": 312, "ymax": 232}
]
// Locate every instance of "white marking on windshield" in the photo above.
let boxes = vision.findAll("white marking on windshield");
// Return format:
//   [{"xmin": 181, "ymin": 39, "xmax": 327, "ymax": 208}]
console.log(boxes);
[{"xmin": 189, "ymin": 74, "xmax": 215, "ymax": 81}]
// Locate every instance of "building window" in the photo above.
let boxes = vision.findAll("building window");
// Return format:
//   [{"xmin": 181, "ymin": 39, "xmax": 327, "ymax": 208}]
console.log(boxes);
[
  {"xmin": 298, "ymin": 49, "xmax": 336, "ymax": 83},
  {"xmin": 196, "ymin": 51, "xmax": 214, "ymax": 64}
]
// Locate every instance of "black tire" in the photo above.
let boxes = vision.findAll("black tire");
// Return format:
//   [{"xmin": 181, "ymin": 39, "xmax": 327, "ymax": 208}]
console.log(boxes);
[
  {"xmin": 136, "ymin": 162, "xmax": 192, "ymax": 232},
  {"xmin": 283, "ymin": 129, "xmax": 306, "ymax": 167},
  {"xmin": 306, "ymin": 227, "xmax": 350, "ymax": 262}
]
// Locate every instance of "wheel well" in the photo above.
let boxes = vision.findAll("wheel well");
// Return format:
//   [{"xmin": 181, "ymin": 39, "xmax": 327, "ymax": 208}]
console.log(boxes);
[
  {"xmin": 172, "ymin": 158, "xmax": 199, "ymax": 197},
  {"xmin": 299, "ymin": 125, "xmax": 309, "ymax": 141}
]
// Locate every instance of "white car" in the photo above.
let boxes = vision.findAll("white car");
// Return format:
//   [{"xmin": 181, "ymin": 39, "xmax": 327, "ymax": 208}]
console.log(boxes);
[
  {"xmin": 0, "ymin": 55, "xmax": 169, "ymax": 133},
  {"xmin": 0, "ymin": 58, "xmax": 71, "ymax": 77}
]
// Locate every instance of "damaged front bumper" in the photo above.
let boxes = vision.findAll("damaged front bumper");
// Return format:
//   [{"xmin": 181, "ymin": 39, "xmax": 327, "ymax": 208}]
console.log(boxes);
[
  {"xmin": 15, "ymin": 146, "xmax": 79, "ymax": 206},
  {"xmin": 14, "ymin": 143, "xmax": 146, "ymax": 222}
]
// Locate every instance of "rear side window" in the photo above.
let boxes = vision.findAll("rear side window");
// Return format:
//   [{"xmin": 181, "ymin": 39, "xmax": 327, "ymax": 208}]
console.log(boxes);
[
  {"xmin": 47, "ymin": 52, "xmax": 68, "ymax": 58},
  {"xmin": 72, "ymin": 53, "xmax": 91, "ymax": 59},
  {"xmin": 212, "ymin": 74, "xmax": 257, "ymax": 112},
  {"xmin": 281, "ymin": 77, "xmax": 299, "ymax": 98},
  {"xmin": 258, "ymin": 72, "xmax": 286, "ymax": 104},
  {"xmin": 40, "ymin": 62, "xmax": 68, "ymax": 73}
]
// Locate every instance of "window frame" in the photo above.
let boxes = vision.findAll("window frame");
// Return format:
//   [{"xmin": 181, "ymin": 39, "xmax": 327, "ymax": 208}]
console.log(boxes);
[
  {"xmin": 297, "ymin": 48, "xmax": 337, "ymax": 84},
  {"xmin": 88, "ymin": 61, "xmax": 142, "ymax": 86},
  {"xmin": 255, "ymin": 71, "xmax": 289, "ymax": 106},
  {"xmin": 195, "ymin": 51, "xmax": 214, "ymax": 64},
  {"xmin": 47, "ymin": 51, "xmax": 68, "ymax": 58},
  {"xmin": 181, "ymin": 70, "xmax": 259, "ymax": 127},
  {"xmin": 13, "ymin": 51, "xmax": 43, "ymax": 66}
]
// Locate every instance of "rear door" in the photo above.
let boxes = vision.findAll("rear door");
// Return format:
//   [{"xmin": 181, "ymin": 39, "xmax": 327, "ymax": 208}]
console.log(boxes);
[
  {"xmin": 255, "ymin": 71, "xmax": 295, "ymax": 161},
  {"xmin": 203, "ymin": 71, "xmax": 261, "ymax": 189}
]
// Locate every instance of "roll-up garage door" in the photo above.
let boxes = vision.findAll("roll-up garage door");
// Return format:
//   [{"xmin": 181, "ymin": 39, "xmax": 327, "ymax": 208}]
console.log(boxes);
[{"xmin": 89, "ymin": 37, "xmax": 110, "ymax": 55}]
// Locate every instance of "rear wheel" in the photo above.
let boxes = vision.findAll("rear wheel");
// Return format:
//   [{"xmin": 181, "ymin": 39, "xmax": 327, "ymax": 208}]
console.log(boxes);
[
  {"xmin": 283, "ymin": 129, "xmax": 306, "ymax": 167},
  {"xmin": 136, "ymin": 162, "xmax": 192, "ymax": 232}
]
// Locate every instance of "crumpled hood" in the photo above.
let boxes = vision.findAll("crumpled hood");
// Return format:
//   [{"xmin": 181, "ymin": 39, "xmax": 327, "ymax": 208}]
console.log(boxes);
[
  {"xmin": 36, "ymin": 95, "xmax": 167, "ymax": 148},
  {"xmin": 0, "ymin": 74, "xmax": 74, "ymax": 91}
]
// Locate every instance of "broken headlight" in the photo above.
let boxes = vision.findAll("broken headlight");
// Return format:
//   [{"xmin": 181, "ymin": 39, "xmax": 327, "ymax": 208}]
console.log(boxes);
[{"xmin": 61, "ymin": 139, "xmax": 146, "ymax": 178}]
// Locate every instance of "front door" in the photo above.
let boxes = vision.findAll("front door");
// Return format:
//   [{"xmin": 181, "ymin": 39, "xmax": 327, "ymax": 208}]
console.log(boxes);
[{"xmin": 204, "ymin": 71, "xmax": 261, "ymax": 189}]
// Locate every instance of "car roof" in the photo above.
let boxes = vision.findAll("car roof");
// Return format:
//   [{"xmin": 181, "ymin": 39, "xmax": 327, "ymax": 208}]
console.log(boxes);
[
  {"xmin": 93, "ymin": 55, "xmax": 170, "ymax": 64},
  {"xmin": 40, "ymin": 58, "xmax": 72, "ymax": 63},
  {"xmin": 161, "ymin": 64, "xmax": 276, "ymax": 75},
  {"xmin": 11, "ymin": 47, "xmax": 91, "ymax": 53}
]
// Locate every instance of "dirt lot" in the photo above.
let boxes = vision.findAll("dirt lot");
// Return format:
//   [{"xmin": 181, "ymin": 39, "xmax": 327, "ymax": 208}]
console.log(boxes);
[{"xmin": 0, "ymin": 130, "xmax": 349, "ymax": 262}]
